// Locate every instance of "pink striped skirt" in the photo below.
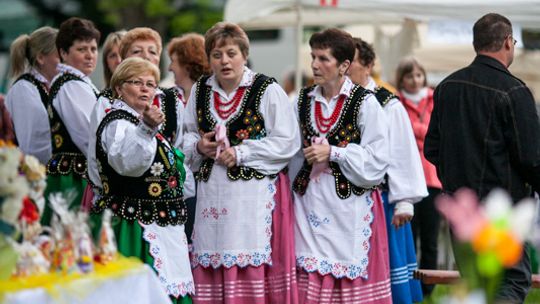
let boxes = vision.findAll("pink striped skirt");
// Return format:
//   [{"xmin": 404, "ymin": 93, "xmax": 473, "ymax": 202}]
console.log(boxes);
[
  {"xmin": 192, "ymin": 172, "xmax": 298, "ymax": 304},
  {"xmin": 297, "ymin": 190, "xmax": 392, "ymax": 304}
]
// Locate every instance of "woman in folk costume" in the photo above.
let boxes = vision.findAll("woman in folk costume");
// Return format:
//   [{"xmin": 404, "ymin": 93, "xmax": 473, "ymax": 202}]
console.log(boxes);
[
  {"xmin": 88, "ymin": 57, "xmax": 194, "ymax": 303},
  {"xmin": 41, "ymin": 17, "xmax": 100, "ymax": 225},
  {"xmin": 167, "ymin": 33, "xmax": 210, "ymax": 243},
  {"xmin": 5, "ymin": 27, "xmax": 59, "ymax": 164},
  {"xmin": 396, "ymin": 57, "xmax": 442, "ymax": 296},
  {"xmin": 183, "ymin": 22, "xmax": 300, "ymax": 303},
  {"xmin": 291, "ymin": 28, "xmax": 392, "ymax": 304},
  {"xmin": 88, "ymin": 28, "xmax": 184, "ymax": 212},
  {"xmin": 348, "ymin": 37, "xmax": 427, "ymax": 303}
]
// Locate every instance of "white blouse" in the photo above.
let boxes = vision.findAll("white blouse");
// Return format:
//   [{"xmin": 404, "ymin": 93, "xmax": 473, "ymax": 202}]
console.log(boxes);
[
  {"xmin": 5, "ymin": 68, "xmax": 53, "ymax": 164},
  {"xmin": 365, "ymin": 78, "xmax": 427, "ymax": 213},
  {"xmin": 51, "ymin": 64, "xmax": 98, "ymax": 157}
]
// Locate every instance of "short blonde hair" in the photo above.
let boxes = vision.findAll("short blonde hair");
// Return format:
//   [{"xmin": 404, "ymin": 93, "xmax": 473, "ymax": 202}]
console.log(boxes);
[
  {"xmin": 110, "ymin": 57, "xmax": 160, "ymax": 98},
  {"xmin": 119, "ymin": 27, "xmax": 162, "ymax": 60},
  {"xmin": 168, "ymin": 33, "xmax": 210, "ymax": 82},
  {"xmin": 102, "ymin": 30, "xmax": 126, "ymax": 87},
  {"xmin": 205, "ymin": 22, "xmax": 249, "ymax": 59}
]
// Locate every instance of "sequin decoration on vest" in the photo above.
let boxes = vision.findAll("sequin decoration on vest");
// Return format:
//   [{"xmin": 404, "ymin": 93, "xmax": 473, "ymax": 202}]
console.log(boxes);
[
  {"xmin": 91, "ymin": 109, "xmax": 187, "ymax": 227},
  {"xmin": 194, "ymin": 73, "xmax": 278, "ymax": 182},
  {"xmin": 46, "ymin": 73, "xmax": 89, "ymax": 178},
  {"xmin": 374, "ymin": 86, "xmax": 398, "ymax": 108},
  {"xmin": 293, "ymin": 85, "xmax": 378, "ymax": 199}
]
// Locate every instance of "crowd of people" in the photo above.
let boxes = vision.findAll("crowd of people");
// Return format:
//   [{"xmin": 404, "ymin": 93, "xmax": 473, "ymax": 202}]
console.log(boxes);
[{"xmin": 1, "ymin": 12, "xmax": 539, "ymax": 304}]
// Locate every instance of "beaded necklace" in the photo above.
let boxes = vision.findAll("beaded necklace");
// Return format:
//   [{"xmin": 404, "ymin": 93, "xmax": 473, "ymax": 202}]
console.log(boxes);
[
  {"xmin": 314, "ymin": 94, "xmax": 346, "ymax": 133},
  {"xmin": 213, "ymin": 87, "xmax": 246, "ymax": 120}
]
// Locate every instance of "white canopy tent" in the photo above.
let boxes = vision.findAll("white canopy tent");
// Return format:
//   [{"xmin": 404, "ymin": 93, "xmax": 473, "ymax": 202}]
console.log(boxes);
[{"xmin": 224, "ymin": 0, "xmax": 540, "ymax": 92}]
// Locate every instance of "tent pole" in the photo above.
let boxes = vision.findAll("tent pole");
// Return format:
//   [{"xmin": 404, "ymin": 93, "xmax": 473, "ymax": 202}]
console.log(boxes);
[{"xmin": 295, "ymin": 0, "xmax": 303, "ymax": 93}]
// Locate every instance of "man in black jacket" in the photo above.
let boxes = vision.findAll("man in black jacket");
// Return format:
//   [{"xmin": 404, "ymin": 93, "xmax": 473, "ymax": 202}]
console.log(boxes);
[{"xmin": 425, "ymin": 13, "xmax": 540, "ymax": 303}]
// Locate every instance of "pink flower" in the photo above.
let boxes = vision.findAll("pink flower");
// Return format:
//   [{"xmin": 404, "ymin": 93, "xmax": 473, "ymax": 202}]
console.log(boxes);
[{"xmin": 435, "ymin": 188, "xmax": 488, "ymax": 241}]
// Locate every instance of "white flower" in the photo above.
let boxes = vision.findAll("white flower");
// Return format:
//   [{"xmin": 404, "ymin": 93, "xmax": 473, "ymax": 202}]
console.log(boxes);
[
  {"xmin": 0, "ymin": 147, "xmax": 22, "ymax": 185},
  {"xmin": 150, "ymin": 162, "xmax": 164, "ymax": 176},
  {"xmin": 22, "ymin": 155, "xmax": 46, "ymax": 182},
  {"xmin": 484, "ymin": 189, "xmax": 536, "ymax": 241}
]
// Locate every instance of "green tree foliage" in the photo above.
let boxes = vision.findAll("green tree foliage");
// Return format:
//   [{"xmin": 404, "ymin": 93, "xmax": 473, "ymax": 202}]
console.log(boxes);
[{"xmin": 23, "ymin": 0, "xmax": 223, "ymax": 41}]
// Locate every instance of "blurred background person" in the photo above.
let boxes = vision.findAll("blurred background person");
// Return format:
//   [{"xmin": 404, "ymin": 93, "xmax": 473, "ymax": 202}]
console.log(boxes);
[
  {"xmin": 0, "ymin": 94, "xmax": 16, "ymax": 143},
  {"xmin": 88, "ymin": 57, "xmax": 193, "ymax": 303},
  {"xmin": 41, "ymin": 17, "xmax": 100, "ymax": 225},
  {"xmin": 101, "ymin": 30, "xmax": 126, "ymax": 92},
  {"xmin": 167, "ymin": 32, "xmax": 210, "ymax": 243},
  {"xmin": 183, "ymin": 21, "xmax": 300, "ymax": 303},
  {"xmin": 5, "ymin": 26, "xmax": 59, "ymax": 164},
  {"xmin": 292, "ymin": 28, "xmax": 391, "ymax": 304},
  {"xmin": 396, "ymin": 56, "xmax": 442, "ymax": 296},
  {"xmin": 349, "ymin": 37, "xmax": 426, "ymax": 303}
]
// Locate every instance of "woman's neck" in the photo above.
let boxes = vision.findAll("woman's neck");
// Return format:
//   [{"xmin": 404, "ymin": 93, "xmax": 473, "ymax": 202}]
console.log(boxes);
[
  {"xmin": 180, "ymin": 79, "xmax": 195, "ymax": 100},
  {"xmin": 219, "ymin": 75, "xmax": 243, "ymax": 95},
  {"xmin": 320, "ymin": 77, "xmax": 345, "ymax": 102}
]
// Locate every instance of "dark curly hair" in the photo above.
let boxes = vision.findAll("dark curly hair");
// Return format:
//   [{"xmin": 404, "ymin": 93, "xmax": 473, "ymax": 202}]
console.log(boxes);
[{"xmin": 352, "ymin": 37, "xmax": 376, "ymax": 67}]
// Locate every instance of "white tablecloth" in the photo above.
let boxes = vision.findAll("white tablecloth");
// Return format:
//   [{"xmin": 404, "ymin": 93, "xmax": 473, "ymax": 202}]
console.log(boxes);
[{"xmin": 2, "ymin": 264, "xmax": 171, "ymax": 304}]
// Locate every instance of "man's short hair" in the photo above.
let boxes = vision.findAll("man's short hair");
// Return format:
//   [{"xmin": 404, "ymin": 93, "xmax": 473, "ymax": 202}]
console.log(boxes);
[{"xmin": 473, "ymin": 13, "xmax": 513, "ymax": 53}]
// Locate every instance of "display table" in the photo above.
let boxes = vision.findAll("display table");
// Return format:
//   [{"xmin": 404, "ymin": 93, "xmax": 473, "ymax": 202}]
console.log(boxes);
[{"xmin": 0, "ymin": 257, "xmax": 171, "ymax": 304}]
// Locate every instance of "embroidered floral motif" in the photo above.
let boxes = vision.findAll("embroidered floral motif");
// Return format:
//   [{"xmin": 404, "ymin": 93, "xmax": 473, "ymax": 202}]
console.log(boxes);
[
  {"xmin": 168, "ymin": 176, "xmax": 177, "ymax": 188},
  {"xmin": 297, "ymin": 255, "xmax": 369, "ymax": 280},
  {"xmin": 236, "ymin": 129, "xmax": 249, "ymax": 141},
  {"xmin": 192, "ymin": 186, "xmax": 277, "ymax": 269},
  {"xmin": 307, "ymin": 212, "xmax": 330, "ymax": 228},
  {"xmin": 150, "ymin": 162, "xmax": 164, "ymax": 176},
  {"xmin": 143, "ymin": 228, "xmax": 195, "ymax": 298},
  {"xmin": 148, "ymin": 183, "xmax": 163, "ymax": 197},
  {"xmin": 201, "ymin": 207, "xmax": 228, "ymax": 219},
  {"xmin": 230, "ymin": 109, "xmax": 265, "ymax": 146}
]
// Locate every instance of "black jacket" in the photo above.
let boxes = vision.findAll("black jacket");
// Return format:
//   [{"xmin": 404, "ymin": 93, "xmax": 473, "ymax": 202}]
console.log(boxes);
[{"xmin": 425, "ymin": 55, "xmax": 540, "ymax": 202}]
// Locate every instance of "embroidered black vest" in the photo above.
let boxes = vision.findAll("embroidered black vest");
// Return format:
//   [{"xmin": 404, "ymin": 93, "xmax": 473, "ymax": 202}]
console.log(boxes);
[
  {"xmin": 91, "ymin": 109, "xmax": 187, "ymax": 226},
  {"xmin": 158, "ymin": 87, "xmax": 179, "ymax": 143},
  {"xmin": 15, "ymin": 73, "xmax": 49, "ymax": 108},
  {"xmin": 373, "ymin": 86, "xmax": 397, "ymax": 108},
  {"xmin": 293, "ymin": 85, "xmax": 377, "ymax": 199},
  {"xmin": 194, "ymin": 74, "xmax": 277, "ymax": 182},
  {"xmin": 46, "ymin": 73, "xmax": 93, "ymax": 177}
]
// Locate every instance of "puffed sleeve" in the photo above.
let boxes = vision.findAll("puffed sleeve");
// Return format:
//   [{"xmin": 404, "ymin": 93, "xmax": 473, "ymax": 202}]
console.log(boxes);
[
  {"xmin": 5, "ymin": 80, "xmax": 51, "ymax": 164},
  {"xmin": 53, "ymin": 80, "xmax": 96, "ymax": 156},
  {"xmin": 384, "ymin": 99, "xmax": 427, "ymax": 204},
  {"xmin": 328, "ymin": 94, "xmax": 389, "ymax": 187},
  {"xmin": 101, "ymin": 119, "xmax": 158, "ymax": 177},
  {"xmin": 233, "ymin": 82, "xmax": 301, "ymax": 174}
]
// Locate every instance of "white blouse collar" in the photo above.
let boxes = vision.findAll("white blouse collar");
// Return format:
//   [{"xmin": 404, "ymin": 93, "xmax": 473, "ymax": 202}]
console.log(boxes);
[
  {"xmin": 29, "ymin": 68, "xmax": 49, "ymax": 85},
  {"xmin": 206, "ymin": 66, "xmax": 257, "ymax": 94},
  {"xmin": 308, "ymin": 76, "xmax": 355, "ymax": 102}
]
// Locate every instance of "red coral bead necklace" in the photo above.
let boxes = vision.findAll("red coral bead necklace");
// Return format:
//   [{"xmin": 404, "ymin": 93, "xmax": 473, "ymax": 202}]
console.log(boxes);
[
  {"xmin": 315, "ymin": 94, "xmax": 346, "ymax": 133},
  {"xmin": 214, "ymin": 87, "xmax": 246, "ymax": 119}
]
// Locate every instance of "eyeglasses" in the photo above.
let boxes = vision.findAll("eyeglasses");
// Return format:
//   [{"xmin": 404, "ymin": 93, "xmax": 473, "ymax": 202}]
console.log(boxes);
[
  {"xmin": 124, "ymin": 79, "xmax": 157, "ymax": 89},
  {"xmin": 508, "ymin": 35, "xmax": 518, "ymax": 46}
]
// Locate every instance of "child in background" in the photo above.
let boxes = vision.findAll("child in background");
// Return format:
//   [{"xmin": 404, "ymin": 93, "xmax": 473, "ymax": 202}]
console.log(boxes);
[{"xmin": 396, "ymin": 57, "xmax": 442, "ymax": 296}]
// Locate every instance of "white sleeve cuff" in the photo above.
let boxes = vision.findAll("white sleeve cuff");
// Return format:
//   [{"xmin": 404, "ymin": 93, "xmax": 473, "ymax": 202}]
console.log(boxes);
[
  {"xmin": 234, "ymin": 145, "xmax": 249, "ymax": 166},
  {"xmin": 394, "ymin": 201, "xmax": 414, "ymax": 216},
  {"xmin": 329, "ymin": 146, "xmax": 346, "ymax": 163}
]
